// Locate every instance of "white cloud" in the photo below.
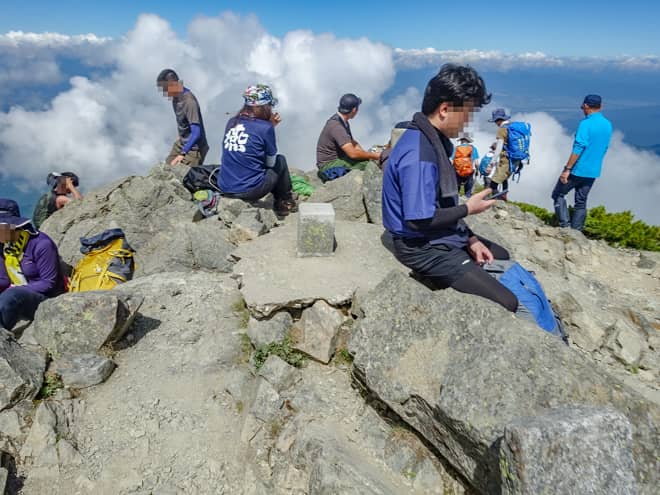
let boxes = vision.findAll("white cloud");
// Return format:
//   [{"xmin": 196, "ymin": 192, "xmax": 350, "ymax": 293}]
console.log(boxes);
[
  {"xmin": 0, "ymin": 13, "xmax": 398, "ymax": 187},
  {"xmin": 394, "ymin": 48, "xmax": 660, "ymax": 72},
  {"xmin": 0, "ymin": 15, "xmax": 657, "ymax": 225},
  {"xmin": 0, "ymin": 31, "xmax": 110, "ymax": 47}
]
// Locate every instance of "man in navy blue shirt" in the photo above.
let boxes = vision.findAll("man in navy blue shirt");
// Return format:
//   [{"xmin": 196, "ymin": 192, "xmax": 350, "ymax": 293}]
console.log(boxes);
[
  {"xmin": 551, "ymin": 94, "xmax": 612, "ymax": 231},
  {"xmin": 157, "ymin": 69, "xmax": 210, "ymax": 167},
  {"xmin": 382, "ymin": 64, "xmax": 518, "ymax": 312}
]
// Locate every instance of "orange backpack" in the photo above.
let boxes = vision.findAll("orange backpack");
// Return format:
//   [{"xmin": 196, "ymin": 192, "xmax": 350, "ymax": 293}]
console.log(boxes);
[{"xmin": 452, "ymin": 145, "xmax": 474, "ymax": 177}]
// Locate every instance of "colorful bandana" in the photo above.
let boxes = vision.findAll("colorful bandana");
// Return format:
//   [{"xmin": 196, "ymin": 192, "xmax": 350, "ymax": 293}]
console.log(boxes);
[{"xmin": 243, "ymin": 84, "xmax": 278, "ymax": 107}]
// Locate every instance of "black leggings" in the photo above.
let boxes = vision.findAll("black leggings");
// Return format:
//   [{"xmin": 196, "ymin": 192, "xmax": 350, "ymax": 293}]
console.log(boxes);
[
  {"xmin": 229, "ymin": 154, "xmax": 293, "ymax": 202},
  {"xmin": 448, "ymin": 239, "xmax": 518, "ymax": 312},
  {"xmin": 393, "ymin": 236, "xmax": 518, "ymax": 312}
]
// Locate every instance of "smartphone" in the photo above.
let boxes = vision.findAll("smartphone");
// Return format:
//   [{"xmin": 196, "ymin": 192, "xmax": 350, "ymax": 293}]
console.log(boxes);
[{"xmin": 486, "ymin": 190, "xmax": 508, "ymax": 200}]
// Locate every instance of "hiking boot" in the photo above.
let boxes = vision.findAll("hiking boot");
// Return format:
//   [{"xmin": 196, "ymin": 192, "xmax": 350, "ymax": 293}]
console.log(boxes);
[{"xmin": 274, "ymin": 198, "xmax": 298, "ymax": 216}]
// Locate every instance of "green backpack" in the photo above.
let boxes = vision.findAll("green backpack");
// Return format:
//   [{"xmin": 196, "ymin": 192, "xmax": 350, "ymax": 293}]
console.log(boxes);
[{"xmin": 32, "ymin": 192, "xmax": 55, "ymax": 229}]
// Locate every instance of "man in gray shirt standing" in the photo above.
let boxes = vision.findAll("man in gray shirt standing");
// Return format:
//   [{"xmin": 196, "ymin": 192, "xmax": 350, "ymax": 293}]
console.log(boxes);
[
  {"xmin": 157, "ymin": 69, "xmax": 210, "ymax": 167},
  {"xmin": 315, "ymin": 93, "xmax": 381, "ymax": 181}
]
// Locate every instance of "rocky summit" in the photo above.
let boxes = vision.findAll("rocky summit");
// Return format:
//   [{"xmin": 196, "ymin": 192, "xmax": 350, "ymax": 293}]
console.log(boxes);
[{"xmin": 0, "ymin": 162, "xmax": 658, "ymax": 494}]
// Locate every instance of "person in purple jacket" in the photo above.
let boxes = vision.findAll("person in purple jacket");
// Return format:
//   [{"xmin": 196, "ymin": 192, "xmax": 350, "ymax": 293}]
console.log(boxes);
[{"xmin": 0, "ymin": 199, "xmax": 65, "ymax": 331}]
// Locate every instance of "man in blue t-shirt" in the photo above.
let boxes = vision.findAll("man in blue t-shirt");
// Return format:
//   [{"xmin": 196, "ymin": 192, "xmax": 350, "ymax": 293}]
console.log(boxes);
[
  {"xmin": 551, "ymin": 94, "xmax": 612, "ymax": 231},
  {"xmin": 382, "ymin": 64, "xmax": 518, "ymax": 312}
]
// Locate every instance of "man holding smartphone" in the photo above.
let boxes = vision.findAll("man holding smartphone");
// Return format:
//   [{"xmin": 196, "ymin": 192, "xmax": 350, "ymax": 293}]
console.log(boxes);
[
  {"xmin": 551, "ymin": 94, "xmax": 612, "ymax": 231},
  {"xmin": 381, "ymin": 64, "xmax": 518, "ymax": 312}
]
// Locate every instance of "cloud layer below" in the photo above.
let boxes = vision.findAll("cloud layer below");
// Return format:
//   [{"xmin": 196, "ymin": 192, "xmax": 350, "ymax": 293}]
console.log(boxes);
[{"xmin": 0, "ymin": 15, "xmax": 657, "ymax": 224}]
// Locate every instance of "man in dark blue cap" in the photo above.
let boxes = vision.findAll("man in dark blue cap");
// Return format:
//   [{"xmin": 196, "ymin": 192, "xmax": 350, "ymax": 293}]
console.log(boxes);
[
  {"xmin": 551, "ymin": 94, "xmax": 612, "ymax": 231},
  {"xmin": 315, "ymin": 93, "xmax": 382, "ymax": 181}
]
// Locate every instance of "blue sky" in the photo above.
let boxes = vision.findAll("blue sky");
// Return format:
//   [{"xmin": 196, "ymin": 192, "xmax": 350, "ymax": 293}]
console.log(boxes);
[{"xmin": 1, "ymin": 0, "xmax": 658, "ymax": 57}]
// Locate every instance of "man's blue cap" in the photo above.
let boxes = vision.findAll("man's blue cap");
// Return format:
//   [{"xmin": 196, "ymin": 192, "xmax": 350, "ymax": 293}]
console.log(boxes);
[
  {"xmin": 488, "ymin": 108, "xmax": 510, "ymax": 122},
  {"xmin": 583, "ymin": 94, "xmax": 602, "ymax": 107}
]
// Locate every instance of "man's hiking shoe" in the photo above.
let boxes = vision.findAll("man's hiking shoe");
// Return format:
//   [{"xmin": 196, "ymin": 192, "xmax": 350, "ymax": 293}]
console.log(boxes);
[{"xmin": 274, "ymin": 198, "xmax": 298, "ymax": 216}]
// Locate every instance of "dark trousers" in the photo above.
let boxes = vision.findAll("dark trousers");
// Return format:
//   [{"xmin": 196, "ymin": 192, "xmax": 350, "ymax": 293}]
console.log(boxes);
[
  {"xmin": 0, "ymin": 286, "xmax": 47, "ymax": 331},
  {"xmin": 229, "ymin": 155, "xmax": 293, "ymax": 202},
  {"xmin": 551, "ymin": 175, "xmax": 596, "ymax": 231},
  {"xmin": 392, "ymin": 236, "xmax": 518, "ymax": 312},
  {"xmin": 457, "ymin": 174, "xmax": 475, "ymax": 198}
]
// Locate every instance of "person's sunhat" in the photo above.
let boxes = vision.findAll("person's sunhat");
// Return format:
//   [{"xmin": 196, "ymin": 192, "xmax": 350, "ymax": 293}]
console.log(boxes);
[
  {"xmin": 488, "ymin": 108, "xmax": 510, "ymax": 122},
  {"xmin": 0, "ymin": 198, "xmax": 31, "ymax": 227},
  {"xmin": 338, "ymin": 93, "xmax": 362, "ymax": 113},
  {"xmin": 243, "ymin": 84, "xmax": 278, "ymax": 106}
]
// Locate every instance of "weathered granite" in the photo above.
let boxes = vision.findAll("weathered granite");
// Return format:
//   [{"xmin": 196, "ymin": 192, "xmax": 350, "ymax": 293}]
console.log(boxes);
[
  {"xmin": 500, "ymin": 406, "xmax": 637, "ymax": 495},
  {"xmin": 349, "ymin": 271, "xmax": 659, "ymax": 495},
  {"xmin": 32, "ymin": 292, "xmax": 142, "ymax": 357}
]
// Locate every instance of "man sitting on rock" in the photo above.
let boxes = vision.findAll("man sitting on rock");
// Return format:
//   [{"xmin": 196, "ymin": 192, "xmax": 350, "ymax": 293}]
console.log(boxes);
[
  {"xmin": 0, "ymin": 199, "xmax": 65, "ymax": 331},
  {"xmin": 315, "ymin": 93, "xmax": 382, "ymax": 182},
  {"xmin": 382, "ymin": 64, "xmax": 518, "ymax": 312}
]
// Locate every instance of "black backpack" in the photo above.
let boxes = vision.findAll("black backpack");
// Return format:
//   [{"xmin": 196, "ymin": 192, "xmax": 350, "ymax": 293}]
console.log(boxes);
[{"xmin": 182, "ymin": 165, "xmax": 221, "ymax": 194}]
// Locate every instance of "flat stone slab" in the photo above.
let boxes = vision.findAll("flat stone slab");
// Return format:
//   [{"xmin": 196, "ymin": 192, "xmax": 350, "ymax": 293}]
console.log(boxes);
[{"xmin": 232, "ymin": 220, "xmax": 406, "ymax": 317}]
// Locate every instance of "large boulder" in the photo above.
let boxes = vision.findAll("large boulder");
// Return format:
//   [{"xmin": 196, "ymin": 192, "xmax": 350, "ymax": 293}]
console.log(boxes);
[
  {"xmin": 500, "ymin": 406, "xmax": 637, "ymax": 495},
  {"xmin": 32, "ymin": 292, "xmax": 142, "ymax": 357},
  {"xmin": 362, "ymin": 161, "xmax": 383, "ymax": 225},
  {"xmin": 307, "ymin": 170, "xmax": 367, "ymax": 222},
  {"xmin": 349, "ymin": 271, "xmax": 659, "ymax": 494},
  {"xmin": 0, "ymin": 332, "xmax": 46, "ymax": 411},
  {"xmin": 40, "ymin": 166, "xmax": 236, "ymax": 276}
]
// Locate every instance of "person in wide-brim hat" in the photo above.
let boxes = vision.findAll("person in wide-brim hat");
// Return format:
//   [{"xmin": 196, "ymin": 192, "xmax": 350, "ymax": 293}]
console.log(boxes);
[{"xmin": 0, "ymin": 198, "xmax": 65, "ymax": 332}]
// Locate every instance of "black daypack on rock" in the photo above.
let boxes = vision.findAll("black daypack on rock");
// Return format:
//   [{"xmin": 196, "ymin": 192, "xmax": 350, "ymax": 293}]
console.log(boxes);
[{"xmin": 183, "ymin": 165, "xmax": 221, "ymax": 194}]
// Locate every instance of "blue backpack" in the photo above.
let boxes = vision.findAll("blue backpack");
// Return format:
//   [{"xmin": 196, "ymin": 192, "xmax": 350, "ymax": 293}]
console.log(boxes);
[
  {"xmin": 505, "ymin": 122, "xmax": 531, "ymax": 162},
  {"xmin": 486, "ymin": 260, "xmax": 568, "ymax": 344},
  {"xmin": 478, "ymin": 152, "xmax": 493, "ymax": 176}
]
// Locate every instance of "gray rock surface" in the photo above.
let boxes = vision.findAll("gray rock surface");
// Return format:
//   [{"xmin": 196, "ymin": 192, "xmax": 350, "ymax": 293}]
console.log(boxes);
[
  {"xmin": 349, "ymin": 271, "xmax": 659, "ymax": 494},
  {"xmin": 466, "ymin": 201, "xmax": 660, "ymax": 401},
  {"xmin": 247, "ymin": 312, "xmax": 293, "ymax": 349},
  {"xmin": 362, "ymin": 161, "xmax": 383, "ymax": 225},
  {"xmin": 501, "ymin": 406, "xmax": 637, "ymax": 495},
  {"xmin": 291, "ymin": 300, "xmax": 345, "ymax": 364},
  {"xmin": 232, "ymin": 220, "xmax": 406, "ymax": 317},
  {"xmin": 32, "ymin": 292, "xmax": 142, "ymax": 357},
  {"xmin": 307, "ymin": 170, "xmax": 367, "ymax": 221},
  {"xmin": 0, "ymin": 466, "xmax": 6, "ymax": 494},
  {"xmin": 52, "ymin": 354, "xmax": 116, "ymax": 389},
  {"xmin": 41, "ymin": 166, "xmax": 236, "ymax": 277},
  {"xmin": 0, "ymin": 331, "xmax": 46, "ymax": 411}
]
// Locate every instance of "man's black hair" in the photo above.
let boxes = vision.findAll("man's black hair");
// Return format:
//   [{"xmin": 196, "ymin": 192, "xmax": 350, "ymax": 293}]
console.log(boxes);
[
  {"xmin": 421, "ymin": 64, "xmax": 491, "ymax": 115},
  {"xmin": 156, "ymin": 69, "xmax": 179, "ymax": 85}
]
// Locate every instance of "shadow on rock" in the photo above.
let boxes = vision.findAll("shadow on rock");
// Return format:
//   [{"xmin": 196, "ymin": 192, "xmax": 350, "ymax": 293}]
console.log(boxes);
[{"xmin": 113, "ymin": 313, "xmax": 161, "ymax": 351}]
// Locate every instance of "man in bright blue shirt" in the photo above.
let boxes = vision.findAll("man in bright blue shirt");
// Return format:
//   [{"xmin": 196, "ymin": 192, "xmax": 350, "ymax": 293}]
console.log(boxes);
[
  {"xmin": 382, "ymin": 64, "xmax": 518, "ymax": 312},
  {"xmin": 552, "ymin": 94, "xmax": 612, "ymax": 231}
]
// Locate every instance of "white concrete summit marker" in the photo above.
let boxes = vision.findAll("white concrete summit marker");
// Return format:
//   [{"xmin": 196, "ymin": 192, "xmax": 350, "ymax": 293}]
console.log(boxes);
[{"xmin": 297, "ymin": 203, "xmax": 335, "ymax": 257}]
